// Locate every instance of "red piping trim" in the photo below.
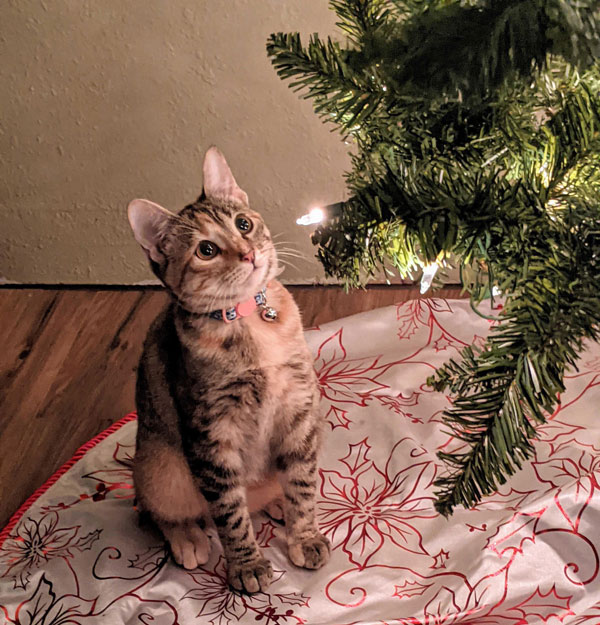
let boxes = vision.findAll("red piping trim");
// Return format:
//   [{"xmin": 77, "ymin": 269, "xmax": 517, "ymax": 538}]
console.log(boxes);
[{"xmin": 0, "ymin": 413, "xmax": 137, "ymax": 548}]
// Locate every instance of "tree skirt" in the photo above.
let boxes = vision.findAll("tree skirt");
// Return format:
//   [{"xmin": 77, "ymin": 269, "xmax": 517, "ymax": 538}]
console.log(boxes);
[{"xmin": 2, "ymin": 299, "xmax": 600, "ymax": 624}]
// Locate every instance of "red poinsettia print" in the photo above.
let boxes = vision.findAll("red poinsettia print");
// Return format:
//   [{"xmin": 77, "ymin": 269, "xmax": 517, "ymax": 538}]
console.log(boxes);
[
  {"xmin": 318, "ymin": 437, "xmax": 437, "ymax": 568},
  {"xmin": 3, "ymin": 300, "xmax": 600, "ymax": 624},
  {"xmin": 537, "ymin": 373, "xmax": 600, "ymax": 457},
  {"xmin": 0, "ymin": 512, "xmax": 101, "ymax": 590},
  {"xmin": 8, "ymin": 575, "xmax": 96, "ymax": 625},
  {"xmin": 39, "ymin": 441, "xmax": 136, "ymax": 516},
  {"xmin": 79, "ymin": 441, "xmax": 135, "ymax": 501},
  {"xmin": 182, "ymin": 556, "xmax": 309, "ymax": 625},
  {"xmin": 533, "ymin": 449, "xmax": 600, "ymax": 533},
  {"xmin": 487, "ymin": 478, "xmax": 599, "ymax": 588},
  {"xmin": 314, "ymin": 328, "xmax": 400, "ymax": 407}
]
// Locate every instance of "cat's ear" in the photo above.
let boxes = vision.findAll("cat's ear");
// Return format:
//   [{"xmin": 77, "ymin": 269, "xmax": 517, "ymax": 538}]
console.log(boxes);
[
  {"xmin": 202, "ymin": 146, "xmax": 249, "ymax": 205},
  {"xmin": 127, "ymin": 199, "xmax": 173, "ymax": 263}
]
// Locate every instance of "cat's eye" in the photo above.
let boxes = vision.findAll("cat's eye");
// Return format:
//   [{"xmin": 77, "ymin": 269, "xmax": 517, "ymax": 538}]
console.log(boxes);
[
  {"xmin": 235, "ymin": 215, "xmax": 253, "ymax": 233},
  {"xmin": 196, "ymin": 240, "xmax": 219, "ymax": 259}
]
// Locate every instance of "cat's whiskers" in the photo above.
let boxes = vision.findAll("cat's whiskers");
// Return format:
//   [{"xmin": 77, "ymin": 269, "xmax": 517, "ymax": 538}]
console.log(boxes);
[
  {"xmin": 272, "ymin": 241, "xmax": 301, "ymax": 251},
  {"xmin": 269, "ymin": 247, "xmax": 308, "ymax": 264},
  {"xmin": 272, "ymin": 242, "xmax": 305, "ymax": 255},
  {"xmin": 276, "ymin": 257, "xmax": 301, "ymax": 273},
  {"xmin": 276, "ymin": 251, "xmax": 307, "ymax": 262},
  {"xmin": 266, "ymin": 243, "xmax": 301, "ymax": 257}
]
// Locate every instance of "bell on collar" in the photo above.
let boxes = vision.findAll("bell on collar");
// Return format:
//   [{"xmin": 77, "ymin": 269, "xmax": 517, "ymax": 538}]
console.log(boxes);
[{"xmin": 261, "ymin": 306, "xmax": 278, "ymax": 322}]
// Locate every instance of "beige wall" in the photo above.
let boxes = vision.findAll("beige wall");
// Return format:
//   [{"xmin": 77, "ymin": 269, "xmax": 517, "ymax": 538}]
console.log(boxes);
[{"xmin": 0, "ymin": 0, "xmax": 350, "ymax": 284}]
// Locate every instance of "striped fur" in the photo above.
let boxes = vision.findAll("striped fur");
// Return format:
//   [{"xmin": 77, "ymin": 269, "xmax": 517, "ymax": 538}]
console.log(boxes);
[{"xmin": 130, "ymin": 148, "xmax": 329, "ymax": 594}]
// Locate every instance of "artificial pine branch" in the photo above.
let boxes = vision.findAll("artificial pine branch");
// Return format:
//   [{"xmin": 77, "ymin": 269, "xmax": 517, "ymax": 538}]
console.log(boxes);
[
  {"xmin": 267, "ymin": 0, "xmax": 600, "ymax": 514},
  {"xmin": 353, "ymin": 0, "xmax": 599, "ymax": 100},
  {"xmin": 267, "ymin": 32, "xmax": 384, "ymax": 133}
]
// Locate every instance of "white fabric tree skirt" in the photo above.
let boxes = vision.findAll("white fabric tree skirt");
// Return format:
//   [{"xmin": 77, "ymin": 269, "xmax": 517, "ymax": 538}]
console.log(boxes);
[{"xmin": 2, "ymin": 299, "xmax": 599, "ymax": 624}]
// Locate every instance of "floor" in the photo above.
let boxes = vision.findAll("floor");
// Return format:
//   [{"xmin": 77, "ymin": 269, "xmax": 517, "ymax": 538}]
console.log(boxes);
[{"xmin": 0, "ymin": 285, "xmax": 465, "ymax": 528}]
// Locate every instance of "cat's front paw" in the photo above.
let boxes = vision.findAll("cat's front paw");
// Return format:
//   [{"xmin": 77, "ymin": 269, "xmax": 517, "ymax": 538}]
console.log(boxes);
[
  {"xmin": 288, "ymin": 532, "xmax": 331, "ymax": 570},
  {"xmin": 228, "ymin": 556, "xmax": 273, "ymax": 594}
]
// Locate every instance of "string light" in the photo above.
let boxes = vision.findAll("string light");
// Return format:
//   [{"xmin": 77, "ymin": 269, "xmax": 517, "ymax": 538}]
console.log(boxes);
[
  {"xmin": 296, "ymin": 207, "xmax": 325, "ymax": 226},
  {"xmin": 297, "ymin": 202, "xmax": 344, "ymax": 226},
  {"xmin": 420, "ymin": 263, "xmax": 439, "ymax": 294},
  {"xmin": 297, "ymin": 204, "xmax": 444, "ymax": 298},
  {"xmin": 539, "ymin": 162, "xmax": 551, "ymax": 187}
]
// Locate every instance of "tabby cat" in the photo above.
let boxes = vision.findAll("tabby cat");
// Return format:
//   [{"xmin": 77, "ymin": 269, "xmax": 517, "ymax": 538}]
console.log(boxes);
[{"xmin": 127, "ymin": 147, "xmax": 330, "ymax": 594}]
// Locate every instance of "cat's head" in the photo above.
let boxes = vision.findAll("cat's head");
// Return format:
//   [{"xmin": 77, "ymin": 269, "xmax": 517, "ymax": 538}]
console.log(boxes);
[{"xmin": 128, "ymin": 147, "xmax": 278, "ymax": 313}]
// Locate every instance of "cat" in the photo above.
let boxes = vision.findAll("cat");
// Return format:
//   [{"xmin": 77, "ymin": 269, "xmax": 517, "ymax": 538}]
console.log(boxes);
[{"xmin": 127, "ymin": 146, "xmax": 330, "ymax": 594}]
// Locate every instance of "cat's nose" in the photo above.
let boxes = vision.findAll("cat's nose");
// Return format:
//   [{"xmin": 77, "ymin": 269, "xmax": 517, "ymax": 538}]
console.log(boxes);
[{"xmin": 241, "ymin": 250, "xmax": 255, "ymax": 264}]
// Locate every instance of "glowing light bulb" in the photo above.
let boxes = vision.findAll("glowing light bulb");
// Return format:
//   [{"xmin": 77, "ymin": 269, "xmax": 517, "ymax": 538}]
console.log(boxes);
[
  {"xmin": 296, "ymin": 207, "xmax": 325, "ymax": 226},
  {"xmin": 420, "ymin": 263, "xmax": 439, "ymax": 294},
  {"xmin": 539, "ymin": 162, "xmax": 551, "ymax": 187}
]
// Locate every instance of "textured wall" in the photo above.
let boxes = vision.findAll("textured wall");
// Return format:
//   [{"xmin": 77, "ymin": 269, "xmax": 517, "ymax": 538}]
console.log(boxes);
[{"xmin": 0, "ymin": 0, "xmax": 350, "ymax": 284}]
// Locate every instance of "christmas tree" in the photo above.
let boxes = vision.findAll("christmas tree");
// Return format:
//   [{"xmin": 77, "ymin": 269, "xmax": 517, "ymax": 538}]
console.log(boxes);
[{"xmin": 267, "ymin": 0, "xmax": 600, "ymax": 515}]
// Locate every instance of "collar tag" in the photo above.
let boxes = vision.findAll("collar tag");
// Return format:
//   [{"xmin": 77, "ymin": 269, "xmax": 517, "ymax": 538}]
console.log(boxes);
[
  {"xmin": 235, "ymin": 298, "xmax": 258, "ymax": 318},
  {"xmin": 212, "ymin": 290, "xmax": 268, "ymax": 323}
]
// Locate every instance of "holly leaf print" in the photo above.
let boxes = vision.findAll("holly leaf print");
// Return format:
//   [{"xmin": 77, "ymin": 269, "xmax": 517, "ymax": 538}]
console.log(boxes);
[
  {"xmin": 393, "ymin": 580, "xmax": 433, "ymax": 599},
  {"xmin": 13, "ymin": 568, "xmax": 31, "ymax": 591},
  {"xmin": 113, "ymin": 441, "xmax": 135, "ymax": 467},
  {"xmin": 509, "ymin": 586, "xmax": 573, "ymax": 623},
  {"xmin": 397, "ymin": 309, "xmax": 420, "ymax": 340},
  {"xmin": 396, "ymin": 299, "xmax": 453, "ymax": 340},
  {"xmin": 73, "ymin": 529, "xmax": 102, "ymax": 553},
  {"xmin": 486, "ymin": 509, "xmax": 545, "ymax": 556},
  {"xmin": 340, "ymin": 438, "xmax": 372, "ymax": 475},
  {"xmin": 470, "ymin": 488, "xmax": 535, "ymax": 512},
  {"xmin": 128, "ymin": 545, "xmax": 168, "ymax": 572},
  {"xmin": 273, "ymin": 592, "xmax": 310, "ymax": 607},
  {"xmin": 430, "ymin": 549, "xmax": 449, "ymax": 569},
  {"xmin": 433, "ymin": 332, "xmax": 464, "ymax": 353},
  {"xmin": 255, "ymin": 520, "xmax": 277, "ymax": 548},
  {"xmin": 325, "ymin": 405, "xmax": 352, "ymax": 430},
  {"xmin": 533, "ymin": 450, "xmax": 599, "ymax": 529}
]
